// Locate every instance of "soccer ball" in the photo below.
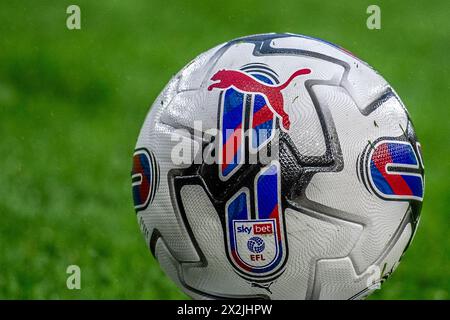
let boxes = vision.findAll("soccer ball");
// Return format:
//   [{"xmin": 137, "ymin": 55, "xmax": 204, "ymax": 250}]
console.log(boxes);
[{"xmin": 131, "ymin": 33, "xmax": 424, "ymax": 299}]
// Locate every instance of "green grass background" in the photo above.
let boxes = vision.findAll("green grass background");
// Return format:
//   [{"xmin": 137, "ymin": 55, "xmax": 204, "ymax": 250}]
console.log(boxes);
[{"xmin": 0, "ymin": 0, "xmax": 448, "ymax": 299}]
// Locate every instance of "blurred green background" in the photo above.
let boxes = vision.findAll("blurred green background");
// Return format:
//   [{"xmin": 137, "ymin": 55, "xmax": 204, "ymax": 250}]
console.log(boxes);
[{"xmin": 0, "ymin": 0, "xmax": 448, "ymax": 299}]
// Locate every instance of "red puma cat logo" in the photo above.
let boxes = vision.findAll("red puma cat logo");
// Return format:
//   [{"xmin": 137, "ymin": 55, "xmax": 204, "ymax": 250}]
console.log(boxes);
[{"xmin": 208, "ymin": 68, "xmax": 311, "ymax": 131}]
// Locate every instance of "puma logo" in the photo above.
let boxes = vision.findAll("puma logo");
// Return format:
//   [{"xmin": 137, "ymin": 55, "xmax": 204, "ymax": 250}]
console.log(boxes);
[
  {"xmin": 251, "ymin": 281, "xmax": 274, "ymax": 294},
  {"xmin": 208, "ymin": 68, "xmax": 311, "ymax": 131}
]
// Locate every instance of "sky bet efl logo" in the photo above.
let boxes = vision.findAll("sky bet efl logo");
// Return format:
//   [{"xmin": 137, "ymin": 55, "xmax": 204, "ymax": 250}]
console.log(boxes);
[
  {"xmin": 233, "ymin": 219, "xmax": 279, "ymax": 269},
  {"xmin": 236, "ymin": 221, "xmax": 275, "ymax": 264}
]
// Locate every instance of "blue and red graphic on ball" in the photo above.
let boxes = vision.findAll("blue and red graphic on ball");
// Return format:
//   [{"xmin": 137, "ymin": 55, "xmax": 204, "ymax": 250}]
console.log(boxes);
[
  {"xmin": 367, "ymin": 140, "xmax": 424, "ymax": 201},
  {"xmin": 208, "ymin": 64, "xmax": 311, "ymax": 278},
  {"xmin": 131, "ymin": 148, "xmax": 159, "ymax": 211},
  {"xmin": 226, "ymin": 162, "xmax": 285, "ymax": 276},
  {"xmin": 209, "ymin": 65, "xmax": 311, "ymax": 181}
]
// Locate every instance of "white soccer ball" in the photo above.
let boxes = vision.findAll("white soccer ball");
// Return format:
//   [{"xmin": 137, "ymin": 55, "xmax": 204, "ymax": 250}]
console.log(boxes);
[{"xmin": 131, "ymin": 33, "xmax": 424, "ymax": 299}]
